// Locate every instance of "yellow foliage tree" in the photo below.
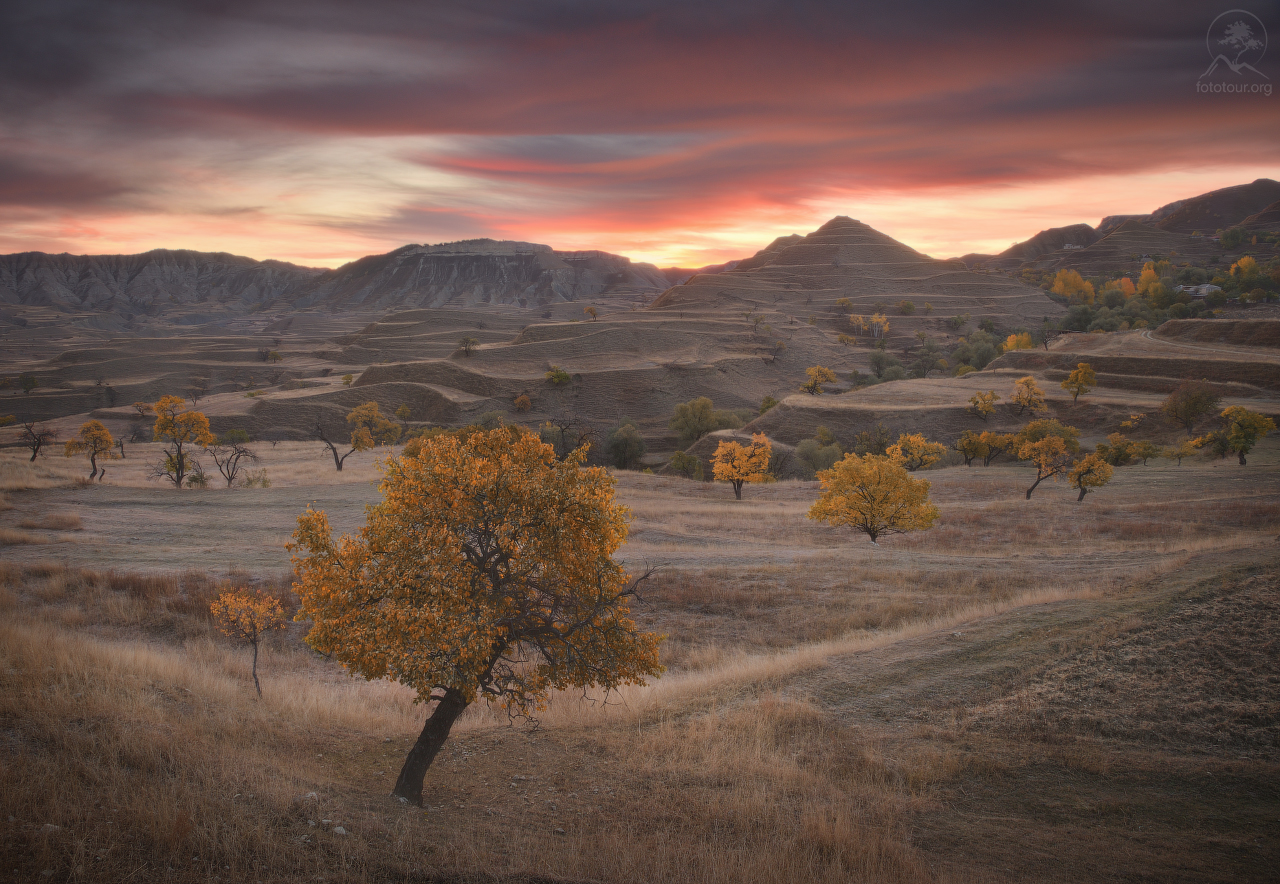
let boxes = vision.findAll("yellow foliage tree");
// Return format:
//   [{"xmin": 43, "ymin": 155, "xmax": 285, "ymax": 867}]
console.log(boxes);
[
  {"xmin": 1018, "ymin": 435, "xmax": 1075, "ymax": 499},
  {"xmin": 1231, "ymin": 256, "xmax": 1259, "ymax": 285},
  {"xmin": 1003, "ymin": 332, "xmax": 1034, "ymax": 352},
  {"xmin": 152, "ymin": 395, "xmax": 215, "ymax": 488},
  {"xmin": 1218, "ymin": 405, "xmax": 1276, "ymax": 465},
  {"xmin": 1162, "ymin": 439, "xmax": 1198, "ymax": 466},
  {"xmin": 1068, "ymin": 453, "xmax": 1113, "ymax": 502},
  {"xmin": 968, "ymin": 390, "xmax": 999, "ymax": 421},
  {"xmin": 712, "ymin": 433, "xmax": 773, "ymax": 499},
  {"xmin": 886, "ymin": 433, "xmax": 946, "ymax": 471},
  {"xmin": 290, "ymin": 428, "xmax": 662, "ymax": 805},
  {"xmin": 869, "ymin": 313, "xmax": 890, "ymax": 338},
  {"xmin": 64, "ymin": 419, "xmax": 119, "ymax": 480},
  {"xmin": 1051, "ymin": 270, "xmax": 1095, "ymax": 305},
  {"xmin": 808, "ymin": 453, "xmax": 939, "ymax": 544},
  {"xmin": 802, "ymin": 365, "xmax": 838, "ymax": 395},
  {"xmin": 210, "ymin": 588, "xmax": 286, "ymax": 698},
  {"xmin": 1011, "ymin": 376, "xmax": 1045, "ymax": 415},
  {"xmin": 1061, "ymin": 362, "xmax": 1096, "ymax": 404},
  {"xmin": 978, "ymin": 431, "xmax": 1017, "ymax": 466},
  {"xmin": 953, "ymin": 430, "xmax": 986, "ymax": 466},
  {"xmin": 314, "ymin": 401, "xmax": 402, "ymax": 471}
]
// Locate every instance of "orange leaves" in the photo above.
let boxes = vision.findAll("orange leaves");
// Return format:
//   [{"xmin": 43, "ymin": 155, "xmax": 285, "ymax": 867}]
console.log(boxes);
[
  {"xmin": 711, "ymin": 433, "xmax": 772, "ymax": 499},
  {"xmin": 807, "ymin": 453, "xmax": 938, "ymax": 544},
  {"xmin": 153, "ymin": 395, "xmax": 215, "ymax": 448},
  {"xmin": 289, "ymin": 427, "xmax": 661, "ymax": 715},
  {"xmin": 210, "ymin": 588, "xmax": 286, "ymax": 644}
]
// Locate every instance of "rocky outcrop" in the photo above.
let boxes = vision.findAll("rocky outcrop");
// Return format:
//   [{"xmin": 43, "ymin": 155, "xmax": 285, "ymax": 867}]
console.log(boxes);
[
  {"xmin": 0, "ymin": 249, "xmax": 320, "ymax": 317},
  {"xmin": 297, "ymin": 239, "xmax": 669, "ymax": 310}
]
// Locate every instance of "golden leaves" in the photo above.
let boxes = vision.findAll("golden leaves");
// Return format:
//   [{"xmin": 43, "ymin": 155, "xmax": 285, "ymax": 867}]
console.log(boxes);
[
  {"xmin": 210, "ymin": 588, "xmax": 286, "ymax": 643},
  {"xmin": 808, "ymin": 453, "xmax": 938, "ymax": 544},
  {"xmin": 290, "ymin": 427, "xmax": 661, "ymax": 711}
]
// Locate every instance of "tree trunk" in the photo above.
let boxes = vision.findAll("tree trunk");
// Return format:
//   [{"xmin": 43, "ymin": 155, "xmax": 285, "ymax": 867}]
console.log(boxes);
[
  {"xmin": 89, "ymin": 453, "xmax": 98, "ymax": 480},
  {"xmin": 1238, "ymin": 450, "xmax": 1247, "ymax": 466},
  {"xmin": 1077, "ymin": 486, "xmax": 1087, "ymax": 501},
  {"xmin": 251, "ymin": 639, "xmax": 262, "ymax": 698},
  {"xmin": 1026, "ymin": 474, "xmax": 1045, "ymax": 499},
  {"xmin": 393, "ymin": 688, "xmax": 470, "ymax": 806},
  {"xmin": 732, "ymin": 480, "xmax": 743, "ymax": 500}
]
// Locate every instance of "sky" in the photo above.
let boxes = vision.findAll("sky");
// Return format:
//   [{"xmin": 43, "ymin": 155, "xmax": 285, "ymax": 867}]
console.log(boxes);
[{"xmin": 1, "ymin": 0, "xmax": 1278, "ymax": 268}]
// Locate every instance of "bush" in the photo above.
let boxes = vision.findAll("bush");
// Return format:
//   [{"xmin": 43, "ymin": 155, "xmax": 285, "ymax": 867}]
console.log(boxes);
[
  {"xmin": 898, "ymin": 300, "xmax": 916, "ymax": 315},
  {"xmin": 545, "ymin": 366, "xmax": 571, "ymax": 386},
  {"xmin": 669, "ymin": 450, "xmax": 703, "ymax": 480},
  {"xmin": 796, "ymin": 438, "xmax": 843, "ymax": 473},
  {"xmin": 513, "ymin": 394, "xmax": 532, "ymax": 412},
  {"xmin": 606, "ymin": 421, "xmax": 646, "ymax": 470},
  {"xmin": 668, "ymin": 397, "xmax": 743, "ymax": 448}
]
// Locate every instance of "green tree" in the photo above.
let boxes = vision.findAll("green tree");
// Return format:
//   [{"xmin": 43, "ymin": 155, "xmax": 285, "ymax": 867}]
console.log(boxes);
[
  {"xmin": 545, "ymin": 365, "xmax": 571, "ymax": 386},
  {"xmin": 290, "ymin": 429, "xmax": 662, "ymax": 804},
  {"xmin": 760, "ymin": 395, "xmax": 779, "ymax": 415},
  {"xmin": 458, "ymin": 337, "xmax": 479, "ymax": 356},
  {"xmin": 1160, "ymin": 380, "xmax": 1221, "ymax": 436},
  {"xmin": 669, "ymin": 450, "xmax": 703, "ymax": 480},
  {"xmin": 606, "ymin": 421, "xmax": 646, "ymax": 470},
  {"xmin": 668, "ymin": 396, "xmax": 742, "ymax": 448}
]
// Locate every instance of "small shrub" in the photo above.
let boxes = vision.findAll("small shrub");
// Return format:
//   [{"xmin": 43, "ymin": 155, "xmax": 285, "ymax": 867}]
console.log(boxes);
[{"xmin": 898, "ymin": 300, "xmax": 916, "ymax": 315}]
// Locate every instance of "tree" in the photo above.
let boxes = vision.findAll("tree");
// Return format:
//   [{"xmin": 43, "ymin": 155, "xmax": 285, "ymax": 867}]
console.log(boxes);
[
  {"xmin": 968, "ymin": 390, "xmax": 999, "ymax": 421},
  {"xmin": 290, "ymin": 428, "xmax": 662, "ymax": 804},
  {"xmin": 583, "ymin": 306, "xmax": 598, "ymax": 321},
  {"xmin": 151, "ymin": 395, "xmax": 215, "ymax": 489},
  {"xmin": 898, "ymin": 300, "xmax": 916, "ymax": 315},
  {"xmin": 1051, "ymin": 269, "xmax": 1095, "ymax": 305},
  {"xmin": 1061, "ymin": 363, "xmax": 1096, "ymax": 404},
  {"xmin": 1016, "ymin": 418, "xmax": 1081, "ymax": 452},
  {"xmin": 545, "ymin": 365, "xmax": 571, "ymax": 386},
  {"xmin": 869, "ymin": 313, "xmax": 890, "ymax": 338},
  {"xmin": 954, "ymin": 430, "xmax": 986, "ymax": 466},
  {"xmin": 64, "ymin": 420, "xmax": 119, "ymax": 480},
  {"xmin": 395, "ymin": 404, "xmax": 412, "ymax": 428},
  {"xmin": 808, "ymin": 453, "xmax": 939, "ymax": 545},
  {"xmin": 712, "ymin": 433, "xmax": 773, "ymax": 499},
  {"xmin": 207, "ymin": 429, "xmax": 258, "ymax": 486},
  {"xmin": 1003, "ymin": 332, "xmax": 1034, "ymax": 351},
  {"xmin": 1160, "ymin": 380, "xmax": 1221, "ymax": 436},
  {"xmin": 1218, "ymin": 406, "xmax": 1276, "ymax": 465},
  {"xmin": 606, "ymin": 421, "xmax": 646, "ymax": 470},
  {"xmin": 210, "ymin": 588, "xmax": 287, "ymax": 698},
  {"xmin": 458, "ymin": 337, "xmax": 479, "ymax": 356},
  {"xmin": 886, "ymin": 433, "xmax": 945, "ymax": 471},
  {"xmin": 1011, "ymin": 376, "xmax": 1045, "ymax": 415},
  {"xmin": 1130, "ymin": 441, "xmax": 1160, "ymax": 465},
  {"xmin": 1095, "ymin": 432, "xmax": 1133, "ymax": 466},
  {"xmin": 669, "ymin": 450, "xmax": 703, "ymax": 480},
  {"xmin": 342, "ymin": 374, "xmax": 354, "ymax": 386},
  {"xmin": 514, "ymin": 394, "xmax": 532, "ymax": 412},
  {"xmin": 1069, "ymin": 453, "xmax": 1113, "ymax": 502},
  {"xmin": 760, "ymin": 395, "xmax": 779, "ymax": 415},
  {"xmin": 314, "ymin": 402, "xmax": 401, "ymax": 471},
  {"xmin": 19, "ymin": 420, "xmax": 58, "ymax": 462},
  {"xmin": 1018, "ymin": 436, "xmax": 1075, "ymax": 499},
  {"xmin": 801, "ymin": 366, "xmax": 837, "ymax": 395},
  {"xmin": 668, "ymin": 396, "xmax": 742, "ymax": 448},
  {"xmin": 20, "ymin": 373, "xmax": 37, "ymax": 395},
  {"xmin": 978, "ymin": 431, "xmax": 1017, "ymax": 467},
  {"xmin": 1162, "ymin": 440, "xmax": 1198, "ymax": 466}
]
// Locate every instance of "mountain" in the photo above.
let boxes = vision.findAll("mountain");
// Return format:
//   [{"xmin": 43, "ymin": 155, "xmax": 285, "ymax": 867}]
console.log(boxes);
[
  {"xmin": 294, "ymin": 240, "xmax": 669, "ymax": 311},
  {"xmin": 0, "ymin": 249, "xmax": 321, "ymax": 321},
  {"xmin": 1097, "ymin": 214, "xmax": 1151, "ymax": 236},
  {"xmin": 1151, "ymin": 178, "xmax": 1280, "ymax": 234},
  {"xmin": 0, "ymin": 240, "xmax": 672, "ymax": 325},
  {"xmin": 652, "ymin": 216, "xmax": 1060, "ymax": 328}
]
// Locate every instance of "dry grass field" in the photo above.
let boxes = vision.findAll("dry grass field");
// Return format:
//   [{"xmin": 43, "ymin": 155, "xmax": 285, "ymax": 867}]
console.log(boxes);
[{"xmin": 2, "ymin": 433, "xmax": 1278, "ymax": 883}]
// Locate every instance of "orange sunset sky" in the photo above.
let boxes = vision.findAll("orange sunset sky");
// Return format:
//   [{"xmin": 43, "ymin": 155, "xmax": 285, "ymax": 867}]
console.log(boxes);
[{"xmin": 2, "ymin": 1, "xmax": 1277, "ymax": 269}]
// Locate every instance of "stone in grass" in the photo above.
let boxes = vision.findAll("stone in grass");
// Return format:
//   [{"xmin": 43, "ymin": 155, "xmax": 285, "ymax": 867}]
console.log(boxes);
[{"xmin": 332, "ymin": 826, "xmax": 347, "ymax": 835}]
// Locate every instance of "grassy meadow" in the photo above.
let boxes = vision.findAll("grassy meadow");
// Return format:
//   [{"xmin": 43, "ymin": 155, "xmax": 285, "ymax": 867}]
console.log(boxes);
[{"xmin": 1, "ymin": 438, "xmax": 1278, "ymax": 883}]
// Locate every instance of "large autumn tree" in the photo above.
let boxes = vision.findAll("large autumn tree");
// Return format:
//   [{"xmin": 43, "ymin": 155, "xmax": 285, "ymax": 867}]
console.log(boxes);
[
  {"xmin": 290, "ymin": 427, "xmax": 662, "ymax": 805},
  {"xmin": 1061, "ymin": 363, "xmax": 1096, "ymax": 404},
  {"xmin": 711, "ymin": 432, "xmax": 773, "ymax": 499},
  {"xmin": 1215, "ymin": 406, "xmax": 1276, "ymax": 465},
  {"xmin": 152, "ymin": 395, "xmax": 215, "ymax": 488},
  {"xmin": 808, "ymin": 453, "xmax": 939, "ymax": 544},
  {"xmin": 1160, "ymin": 380, "xmax": 1221, "ymax": 436}
]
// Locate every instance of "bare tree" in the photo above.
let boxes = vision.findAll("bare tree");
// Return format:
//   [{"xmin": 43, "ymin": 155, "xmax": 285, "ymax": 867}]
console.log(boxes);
[
  {"xmin": 206, "ymin": 429, "xmax": 258, "ymax": 486},
  {"xmin": 19, "ymin": 420, "xmax": 58, "ymax": 462}
]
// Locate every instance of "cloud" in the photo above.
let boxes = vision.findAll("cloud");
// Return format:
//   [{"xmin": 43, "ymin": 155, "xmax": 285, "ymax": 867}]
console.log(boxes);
[{"xmin": 0, "ymin": 0, "xmax": 1276, "ymax": 264}]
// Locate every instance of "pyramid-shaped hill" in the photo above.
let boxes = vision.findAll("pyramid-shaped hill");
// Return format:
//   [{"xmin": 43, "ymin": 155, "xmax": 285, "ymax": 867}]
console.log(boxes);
[
  {"xmin": 1041, "ymin": 219, "xmax": 1221, "ymax": 275},
  {"xmin": 651, "ymin": 216, "xmax": 1062, "ymax": 328}
]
